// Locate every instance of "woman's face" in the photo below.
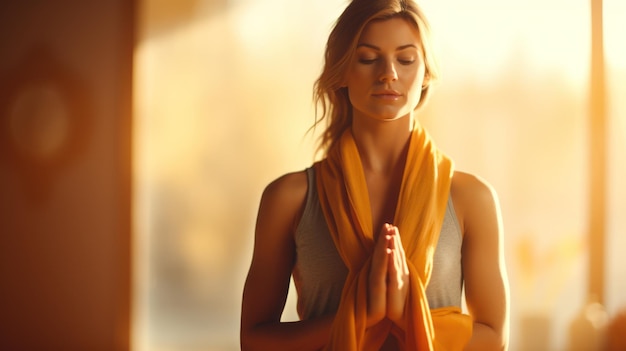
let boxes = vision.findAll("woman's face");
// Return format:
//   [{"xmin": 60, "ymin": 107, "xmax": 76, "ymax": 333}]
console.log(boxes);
[{"xmin": 345, "ymin": 17, "xmax": 426, "ymax": 122}]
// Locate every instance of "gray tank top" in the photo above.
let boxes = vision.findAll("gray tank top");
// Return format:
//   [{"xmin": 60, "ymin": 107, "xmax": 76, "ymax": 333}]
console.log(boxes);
[{"xmin": 292, "ymin": 167, "xmax": 463, "ymax": 320}]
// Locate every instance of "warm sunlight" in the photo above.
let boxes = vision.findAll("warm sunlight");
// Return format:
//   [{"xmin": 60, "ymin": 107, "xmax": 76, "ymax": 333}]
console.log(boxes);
[
  {"xmin": 424, "ymin": 0, "xmax": 590, "ymax": 84},
  {"xmin": 133, "ymin": 1, "xmax": 626, "ymax": 350}
]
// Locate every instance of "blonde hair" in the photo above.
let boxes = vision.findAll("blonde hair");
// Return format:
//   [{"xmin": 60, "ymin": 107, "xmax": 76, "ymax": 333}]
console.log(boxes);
[{"xmin": 312, "ymin": 0, "xmax": 439, "ymax": 155}]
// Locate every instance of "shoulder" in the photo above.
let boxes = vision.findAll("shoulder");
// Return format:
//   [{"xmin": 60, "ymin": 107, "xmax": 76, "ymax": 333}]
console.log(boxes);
[
  {"xmin": 262, "ymin": 170, "xmax": 308, "ymax": 207},
  {"xmin": 450, "ymin": 170, "xmax": 502, "ymax": 236},
  {"xmin": 258, "ymin": 169, "xmax": 309, "ymax": 232},
  {"xmin": 450, "ymin": 171, "xmax": 498, "ymax": 203}
]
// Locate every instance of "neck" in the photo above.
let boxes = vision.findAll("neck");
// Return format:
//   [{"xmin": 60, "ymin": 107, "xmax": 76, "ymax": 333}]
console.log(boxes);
[{"xmin": 351, "ymin": 113, "xmax": 415, "ymax": 175}]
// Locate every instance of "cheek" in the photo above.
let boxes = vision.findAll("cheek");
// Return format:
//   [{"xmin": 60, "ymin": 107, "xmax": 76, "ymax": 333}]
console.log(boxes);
[
  {"xmin": 404, "ymin": 69, "xmax": 426, "ymax": 107},
  {"xmin": 346, "ymin": 85, "xmax": 366, "ymax": 109},
  {"xmin": 346, "ymin": 69, "xmax": 371, "ymax": 97},
  {"xmin": 405, "ymin": 67, "xmax": 426, "ymax": 91},
  {"xmin": 347, "ymin": 65, "xmax": 370, "ymax": 85}
]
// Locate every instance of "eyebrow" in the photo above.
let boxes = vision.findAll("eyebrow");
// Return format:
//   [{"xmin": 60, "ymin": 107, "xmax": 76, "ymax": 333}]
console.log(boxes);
[{"xmin": 356, "ymin": 43, "xmax": 418, "ymax": 51}]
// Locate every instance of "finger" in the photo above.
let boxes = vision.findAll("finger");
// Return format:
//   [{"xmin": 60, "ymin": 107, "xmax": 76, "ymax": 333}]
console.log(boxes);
[
  {"xmin": 386, "ymin": 226, "xmax": 408, "ymax": 274},
  {"xmin": 372, "ymin": 229, "xmax": 390, "ymax": 270},
  {"xmin": 392, "ymin": 227, "xmax": 409, "ymax": 274},
  {"xmin": 373, "ymin": 224, "xmax": 395, "ymax": 273},
  {"xmin": 386, "ymin": 246, "xmax": 406, "ymax": 322},
  {"xmin": 387, "ymin": 227, "xmax": 402, "ymax": 273},
  {"xmin": 370, "ymin": 225, "xmax": 392, "ymax": 291},
  {"xmin": 384, "ymin": 227, "xmax": 396, "ymax": 272},
  {"xmin": 389, "ymin": 245, "xmax": 404, "ymax": 290},
  {"xmin": 388, "ymin": 232, "xmax": 409, "ymax": 291},
  {"xmin": 388, "ymin": 246, "xmax": 400, "ymax": 284}
]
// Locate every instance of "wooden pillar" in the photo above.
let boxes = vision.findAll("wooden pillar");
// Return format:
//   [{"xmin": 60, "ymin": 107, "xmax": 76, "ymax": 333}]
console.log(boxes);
[{"xmin": 588, "ymin": 0, "xmax": 606, "ymax": 304}]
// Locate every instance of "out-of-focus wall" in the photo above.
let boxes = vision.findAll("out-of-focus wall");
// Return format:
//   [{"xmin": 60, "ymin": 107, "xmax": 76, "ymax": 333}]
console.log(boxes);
[
  {"xmin": 0, "ymin": 1, "xmax": 133, "ymax": 350},
  {"xmin": 134, "ymin": 0, "xmax": 626, "ymax": 350}
]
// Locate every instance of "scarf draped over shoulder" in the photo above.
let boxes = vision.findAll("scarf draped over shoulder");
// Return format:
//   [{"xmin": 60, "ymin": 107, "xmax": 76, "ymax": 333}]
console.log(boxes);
[{"xmin": 314, "ymin": 125, "xmax": 472, "ymax": 350}]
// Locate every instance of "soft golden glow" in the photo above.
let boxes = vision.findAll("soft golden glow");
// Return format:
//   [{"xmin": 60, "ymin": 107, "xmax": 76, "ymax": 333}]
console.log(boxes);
[{"xmin": 133, "ymin": 0, "xmax": 626, "ymax": 350}]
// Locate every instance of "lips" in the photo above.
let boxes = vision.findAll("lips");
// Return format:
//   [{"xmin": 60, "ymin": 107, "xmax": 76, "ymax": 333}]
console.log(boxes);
[{"xmin": 372, "ymin": 89, "xmax": 402, "ymax": 100}]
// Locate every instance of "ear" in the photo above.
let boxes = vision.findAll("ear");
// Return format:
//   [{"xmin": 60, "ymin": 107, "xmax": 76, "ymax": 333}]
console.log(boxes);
[{"xmin": 422, "ymin": 71, "xmax": 431, "ymax": 89}]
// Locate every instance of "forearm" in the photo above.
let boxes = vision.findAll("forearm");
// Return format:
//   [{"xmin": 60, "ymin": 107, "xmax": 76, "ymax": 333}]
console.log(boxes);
[
  {"xmin": 241, "ymin": 314, "xmax": 334, "ymax": 351},
  {"xmin": 464, "ymin": 322, "xmax": 507, "ymax": 351}
]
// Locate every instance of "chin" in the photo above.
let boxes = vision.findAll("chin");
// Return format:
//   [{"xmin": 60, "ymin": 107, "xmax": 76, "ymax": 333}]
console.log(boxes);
[
  {"xmin": 373, "ymin": 110, "xmax": 410, "ymax": 122},
  {"xmin": 369, "ymin": 115, "xmax": 406, "ymax": 123}
]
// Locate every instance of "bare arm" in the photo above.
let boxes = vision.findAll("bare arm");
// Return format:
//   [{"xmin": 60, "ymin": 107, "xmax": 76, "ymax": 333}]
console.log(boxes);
[
  {"xmin": 240, "ymin": 172, "xmax": 333, "ymax": 351},
  {"xmin": 452, "ymin": 172, "xmax": 510, "ymax": 351}
]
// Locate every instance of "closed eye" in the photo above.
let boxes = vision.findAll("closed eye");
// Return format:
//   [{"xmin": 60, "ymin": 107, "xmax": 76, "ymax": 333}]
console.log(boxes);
[{"xmin": 358, "ymin": 58, "xmax": 377, "ymax": 64}]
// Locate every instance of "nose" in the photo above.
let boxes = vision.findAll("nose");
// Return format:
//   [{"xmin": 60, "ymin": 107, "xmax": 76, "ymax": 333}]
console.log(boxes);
[{"xmin": 379, "ymin": 59, "xmax": 398, "ymax": 82}]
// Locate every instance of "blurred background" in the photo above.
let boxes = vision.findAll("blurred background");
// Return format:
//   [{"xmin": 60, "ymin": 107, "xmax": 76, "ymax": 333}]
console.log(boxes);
[
  {"xmin": 133, "ymin": 0, "xmax": 625, "ymax": 350},
  {"xmin": 0, "ymin": 0, "xmax": 624, "ymax": 350}
]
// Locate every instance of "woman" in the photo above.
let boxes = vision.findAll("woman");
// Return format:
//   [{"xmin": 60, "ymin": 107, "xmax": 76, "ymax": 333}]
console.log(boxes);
[{"xmin": 240, "ymin": 0, "xmax": 509, "ymax": 350}]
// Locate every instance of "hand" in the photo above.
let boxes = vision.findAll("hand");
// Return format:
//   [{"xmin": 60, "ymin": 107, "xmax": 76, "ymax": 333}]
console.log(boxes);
[
  {"xmin": 385, "ymin": 224, "xmax": 409, "ymax": 329},
  {"xmin": 367, "ymin": 224, "xmax": 410, "ymax": 329}
]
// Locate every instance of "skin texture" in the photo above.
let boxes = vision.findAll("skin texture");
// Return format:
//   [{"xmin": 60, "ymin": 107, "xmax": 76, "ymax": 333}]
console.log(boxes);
[
  {"xmin": 346, "ymin": 18, "xmax": 426, "ymax": 124},
  {"xmin": 240, "ymin": 17, "xmax": 509, "ymax": 351}
]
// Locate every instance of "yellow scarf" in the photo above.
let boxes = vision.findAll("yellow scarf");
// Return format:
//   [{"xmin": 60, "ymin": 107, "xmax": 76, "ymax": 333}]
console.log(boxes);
[{"xmin": 314, "ymin": 125, "xmax": 472, "ymax": 350}]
